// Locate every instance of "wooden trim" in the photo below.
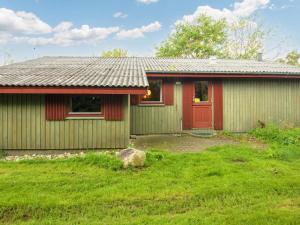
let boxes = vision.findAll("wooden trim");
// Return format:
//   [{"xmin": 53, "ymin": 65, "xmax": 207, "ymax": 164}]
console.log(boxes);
[
  {"xmin": 182, "ymin": 80, "xmax": 194, "ymax": 130},
  {"xmin": 0, "ymin": 87, "xmax": 147, "ymax": 94},
  {"xmin": 163, "ymin": 78, "xmax": 174, "ymax": 105},
  {"xmin": 192, "ymin": 102, "xmax": 212, "ymax": 106},
  {"xmin": 147, "ymin": 73, "xmax": 300, "ymax": 79},
  {"xmin": 130, "ymin": 95, "xmax": 141, "ymax": 105},
  {"xmin": 213, "ymin": 80, "xmax": 223, "ymax": 130},
  {"xmin": 66, "ymin": 113, "xmax": 104, "ymax": 118},
  {"xmin": 139, "ymin": 102, "xmax": 164, "ymax": 105}
]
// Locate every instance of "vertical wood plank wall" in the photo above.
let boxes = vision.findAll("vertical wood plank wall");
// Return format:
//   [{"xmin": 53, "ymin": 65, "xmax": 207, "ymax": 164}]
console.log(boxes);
[
  {"xmin": 223, "ymin": 79, "xmax": 300, "ymax": 132},
  {"xmin": 0, "ymin": 94, "xmax": 130, "ymax": 150},
  {"xmin": 130, "ymin": 83, "xmax": 182, "ymax": 134}
]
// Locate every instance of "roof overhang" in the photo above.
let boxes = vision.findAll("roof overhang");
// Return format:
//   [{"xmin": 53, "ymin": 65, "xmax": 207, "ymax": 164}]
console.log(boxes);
[
  {"xmin": 146, "ymin": 72, "xmax": 300, "ymax": 79},
  {"xmin": 0, "ymin": 87, "xmax": 147, "ymax": 95}
]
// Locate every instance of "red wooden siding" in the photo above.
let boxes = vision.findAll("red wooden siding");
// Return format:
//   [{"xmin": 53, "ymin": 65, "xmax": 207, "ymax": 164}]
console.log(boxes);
[
  {"xmin": 45, "ymin": 95, "xmax": 68, "ymax": 121},
  {"xmin": 104, "ymin": 95, "xmax": 123, "ymax": 121},
  {"xmin": 130, "ymin": 95, "xmax": 141, "ymax": 105},
  {"xmin": 163, "ymin": 79, "xmax": 174, "ymax": 105},
  {"xmin": 214, "ymin": 80, "xmax": 223, "ymax": 130},
  {"xmin": 182, "ymin": 80, "xmax": 193, "ymax": 129}
]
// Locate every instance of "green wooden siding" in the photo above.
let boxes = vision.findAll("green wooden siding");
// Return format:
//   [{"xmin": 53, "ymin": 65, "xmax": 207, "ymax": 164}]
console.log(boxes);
[
  {"xmin": 0, "ymin": 94, "xmax": 130, "ymax": 150},
  {"xmin": 223, "ymin": 79, "xmax": 300, "ymax": 132},
  {"xmin": 130, "ymin": 83, "xmax": 182, "ymax": 135}
]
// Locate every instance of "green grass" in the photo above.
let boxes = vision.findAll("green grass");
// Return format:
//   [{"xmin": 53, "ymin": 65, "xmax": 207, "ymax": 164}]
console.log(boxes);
[{"xmin": 0, "ymin": 129, "xmax": 300, "ymax": 225}]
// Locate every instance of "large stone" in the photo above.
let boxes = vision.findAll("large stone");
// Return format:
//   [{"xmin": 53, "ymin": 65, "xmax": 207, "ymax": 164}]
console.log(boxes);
[{"xmin": 117, "ymin": 148, "xmax": 146, "ymax": 168}]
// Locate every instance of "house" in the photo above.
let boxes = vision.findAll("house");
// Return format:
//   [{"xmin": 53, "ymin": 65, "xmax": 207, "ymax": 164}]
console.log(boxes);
[{"xmin": 0, "ymin": 56, "xmax": 300, "ymax": 150}]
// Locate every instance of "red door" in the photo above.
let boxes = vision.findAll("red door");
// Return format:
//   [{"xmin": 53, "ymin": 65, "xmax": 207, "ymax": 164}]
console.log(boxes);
[{"xmin": 182, "ymin": 80, "xmax": 213, "ymax": 129}]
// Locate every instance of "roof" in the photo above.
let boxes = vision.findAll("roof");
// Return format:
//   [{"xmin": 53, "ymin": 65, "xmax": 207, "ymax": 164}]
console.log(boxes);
[{"xmin": 0, "ymin": 56, "xmax": 300, "ymax": 88}]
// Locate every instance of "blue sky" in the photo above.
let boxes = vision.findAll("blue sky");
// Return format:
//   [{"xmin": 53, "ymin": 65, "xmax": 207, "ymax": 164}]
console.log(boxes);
[{"xmin": 0, "ymin": 0, "xmax": 299, "ymax": 64}]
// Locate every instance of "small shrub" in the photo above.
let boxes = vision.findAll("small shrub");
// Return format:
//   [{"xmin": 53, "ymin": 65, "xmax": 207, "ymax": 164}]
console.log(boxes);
[
  {"xmin": 144, "ymin": 151, "xmax": 165, "ymax": 167},
  {"xmin": 251, "ymin": 123, "xmax": 300, "ymax": 146}
]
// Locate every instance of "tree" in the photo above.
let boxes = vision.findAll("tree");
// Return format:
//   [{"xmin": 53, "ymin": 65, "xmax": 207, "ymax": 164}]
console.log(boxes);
[
  {"xmin": 156, "ymin": 15, "xmax": 227, "ymax": 58},
  {"xmin": 279, "ymin": 51, "xmax": 300, "ymax": 66},
  {"xmin": 222, "ymin": 18, "xmax": 266, "ymax": 60},
  {"xmin": 286, "ymin": 51, "xmax": 300, "ymax": 66},
  {"xmin": 156, "ymin": 15, "xmax": 266, "ymax": 60},
  {"xmin": 101, "ymin": 49, "xmax": 128, "ymax": 58}
]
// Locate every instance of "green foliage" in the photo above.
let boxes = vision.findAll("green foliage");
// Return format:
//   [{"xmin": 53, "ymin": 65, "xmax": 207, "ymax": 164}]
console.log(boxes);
[
  {"xmin": 156, "ymin": 15, "xmax": 227, "ymax": 58},
  {"xmin": 156, "ymin": 15, "xmax": 266, "ymax": 60},
  {"xmin": 101, "ymin": 48, "xmax": 129, "ymax": 57},
  {"xmin": 144, "ymin": 150, "xmax": 165, "ymax": 167},
  {"xmin": 251, "ymin": 125, "xmax": 300, "ymax": 161},
  {"xmin": 251, "ymin": 123, "xmax": 300, "ymax": 146},
  {"xmin": 278, "ymin": 51, "xmax": 300, "ymax": 67},
  {"xmin": 0, "ymin": 142, "xmax": 300, "ymax": 224}
]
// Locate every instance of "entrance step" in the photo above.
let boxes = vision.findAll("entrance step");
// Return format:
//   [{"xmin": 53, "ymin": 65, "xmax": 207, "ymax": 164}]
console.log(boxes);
[{"xmin": 182, "ymin": 129, "xmax": 216, "ymax": 138}]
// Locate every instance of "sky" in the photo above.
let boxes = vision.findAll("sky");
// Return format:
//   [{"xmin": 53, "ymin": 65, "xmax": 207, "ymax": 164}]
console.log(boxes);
[{"xmin": 0, "ymin": 0, "xmax": 299, "ymax": 64}]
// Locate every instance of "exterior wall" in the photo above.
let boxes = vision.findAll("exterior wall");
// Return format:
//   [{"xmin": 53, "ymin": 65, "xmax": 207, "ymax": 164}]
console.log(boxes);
[
  {"xmin": 0, "ymin": 94, "xmax": 130, "ymax": 150},
  {"xmin": 223, "ymin": 79, "xmax": 300, "ymax": 132},
  {"xmin": 130, "ymin": 83, "xmax": 182, "ymax": 134}
]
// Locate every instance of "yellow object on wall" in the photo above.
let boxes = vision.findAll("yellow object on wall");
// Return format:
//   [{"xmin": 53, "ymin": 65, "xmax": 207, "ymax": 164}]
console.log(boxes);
[{"xmin": 194, "ymin": 98, "xmax": 200, "ymax": 103}]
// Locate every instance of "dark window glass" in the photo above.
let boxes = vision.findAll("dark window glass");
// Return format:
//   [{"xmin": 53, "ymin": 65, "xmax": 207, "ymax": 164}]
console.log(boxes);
[
  {"xmin": 142, "ymin": 80, "xmax": 162, "ymax": 102},
  {"xmin": 194, "ymin": 81, "xmax": 208, "ymax": 102},
  {"xmin": 71, "ymin": 96, "xmax": 101, "ymax": 113}
]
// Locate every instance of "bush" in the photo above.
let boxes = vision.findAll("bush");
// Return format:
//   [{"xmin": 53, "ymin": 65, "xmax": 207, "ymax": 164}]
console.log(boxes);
[
  {"xmin": 251, "ymin": 123, "xmax": 300, "ymax": 146},
  {"xmin": 144, "ymin": 151, "xmax": 165, "ymax": 167}
]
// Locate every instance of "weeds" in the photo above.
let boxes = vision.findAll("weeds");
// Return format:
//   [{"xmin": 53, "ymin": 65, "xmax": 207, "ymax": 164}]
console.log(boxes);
[{"xmin": 251, "ymin": 123, "xmax": 300, "ymax": 146}]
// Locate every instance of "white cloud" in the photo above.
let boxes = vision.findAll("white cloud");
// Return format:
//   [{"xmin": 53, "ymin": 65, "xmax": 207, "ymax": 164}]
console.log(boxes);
[
  {"xmin": 137, "ymin": 0, "xmax": 159, "ymax": 4},
  {"xmin": 54, "ymin": 25, "xmax": 119, "ymax": 44},
  {"xmin": 0, "ymin": 7, "xmax": 51, "ymax": 34},
  {"xmin": 19, "ymin": 25, "xmax": 120, "ymax": 46},
  {"xmin": 116, "ymin": 21, "xmax": 161, "ymax": 39},
  {"xmin": 53, "ymin": 21, "xmax": 73, "ymax": 32},
  {"xmin": 178, "ymin": 0, "xmax": 270, "ymax": 24},
  {"xmin": 0, "ymin": 7, "xmax": 120, "ymax": 46},
  {"xmin": 233, "ymin": 0, "xmax": 269, "ymax": 17},
  {"xmin": 0, "ymin": 6, "xmax": 160, "ymax": 46},
  {"xmin": 113, "ymin": 12, "xmax": 128, "ymax": 19}
]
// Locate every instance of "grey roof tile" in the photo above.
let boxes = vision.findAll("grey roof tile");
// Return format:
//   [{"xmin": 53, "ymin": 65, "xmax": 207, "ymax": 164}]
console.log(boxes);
[{"xmin": 0, "ymin": 56, "xmax": 299, "ymax": 88}]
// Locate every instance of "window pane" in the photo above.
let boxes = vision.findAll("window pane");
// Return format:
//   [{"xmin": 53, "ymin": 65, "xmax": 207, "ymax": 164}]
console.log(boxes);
[
  {"xmin": 142, "ymin": 80, "xmax": 162, "ymax": 102},
  {"xmin": 71, "ymin": 96, "xmax": 101, "ymax": 113},
  {"xmin": 194, "ymin": 81, "xmax": 208, "ymax": 102}
]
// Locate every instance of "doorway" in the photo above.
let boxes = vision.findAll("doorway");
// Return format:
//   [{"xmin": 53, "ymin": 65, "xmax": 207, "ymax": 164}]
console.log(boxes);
[{"xmin": 182, "ymin": 80, "xmax": 213, "ymax": 129}]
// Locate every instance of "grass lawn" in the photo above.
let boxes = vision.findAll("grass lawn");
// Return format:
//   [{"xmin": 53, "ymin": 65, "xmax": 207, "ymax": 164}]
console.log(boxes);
[{"xmin": 0, "ymin": 127, "xmax": 300, "ymax": 225}]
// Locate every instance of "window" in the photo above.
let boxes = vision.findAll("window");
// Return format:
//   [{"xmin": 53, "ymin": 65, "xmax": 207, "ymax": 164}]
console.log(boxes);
[
  {"xmin": 142, "ymin": 79, "xmax": 162, "ymax": 102},
  {"xmin": 194, "ymin": 81, "xmax": 208, "ymax": 103},
  {"xmin": 70, "ymin": 95, "xmax": 102, "ymax": 114}
]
